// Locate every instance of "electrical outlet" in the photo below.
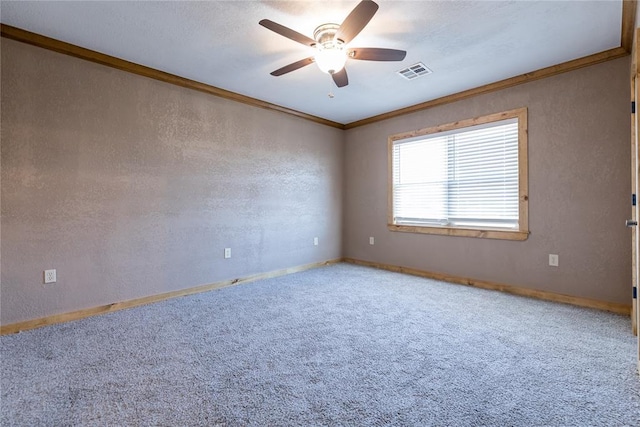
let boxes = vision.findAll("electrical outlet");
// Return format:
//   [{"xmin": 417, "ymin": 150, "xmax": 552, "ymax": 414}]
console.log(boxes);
[
  {"xmin": 369, "ymin": 237, "xmax": 375, "ymax": 245},
  {"xmin": 224, "ymin": 248, "xmax": 231, "ymax": 259},
  {"xmin": 549, "ymin": 254, "xmax": 559, "ymax": 267},
  {"xmin": 44, "ymin": 269, "xmax": 56, "ymax": 284},
  {"xmin": 313, "ymin": 237, "xmax": 319, "ymax": 246}
]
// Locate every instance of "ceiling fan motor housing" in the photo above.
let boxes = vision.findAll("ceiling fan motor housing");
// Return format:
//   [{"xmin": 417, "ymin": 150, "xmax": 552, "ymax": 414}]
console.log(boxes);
[{"xmin": 313, "ymin": 23, "xmax": 343, "ymax": 45}]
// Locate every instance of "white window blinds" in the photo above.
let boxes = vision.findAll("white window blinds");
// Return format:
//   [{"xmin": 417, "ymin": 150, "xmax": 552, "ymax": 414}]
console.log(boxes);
[{"xmin": 392, "ymin": 118, "xmax": 519, "ymax": 229}]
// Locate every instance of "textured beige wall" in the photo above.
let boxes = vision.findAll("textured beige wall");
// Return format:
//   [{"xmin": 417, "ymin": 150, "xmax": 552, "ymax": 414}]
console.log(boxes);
[
  {"xmin": 344, "ymin": 57, "xmax": 632, "ymax": 305},
  {"xmin": 1, "ymin": 39, "xmax": 344, "ymax": 324},
  {"xmin": 0, "ymin": 37, "xmax": 633, "ymax": 326}
]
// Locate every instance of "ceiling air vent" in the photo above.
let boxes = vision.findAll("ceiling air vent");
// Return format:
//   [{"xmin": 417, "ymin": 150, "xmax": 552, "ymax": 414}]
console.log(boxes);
[{"xmin": 397, "ymin": 62, "xmax": 432, "ymax": 80}]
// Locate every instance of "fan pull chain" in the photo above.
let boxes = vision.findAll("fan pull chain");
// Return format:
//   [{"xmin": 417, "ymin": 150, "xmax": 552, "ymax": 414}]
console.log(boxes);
[{"xmin": 328, "ymin": 74, "xmax": 335, "ymax": 99}]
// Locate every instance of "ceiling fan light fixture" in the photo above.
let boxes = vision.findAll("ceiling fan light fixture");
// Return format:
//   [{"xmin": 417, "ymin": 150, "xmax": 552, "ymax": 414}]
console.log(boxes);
[
  {"xmin": 260, "ymin": 1, "xmax": 407, "ymax": 87},
  {"xmin": 314, "ymin": 44, "xmax": 347, "ymax": 74}
]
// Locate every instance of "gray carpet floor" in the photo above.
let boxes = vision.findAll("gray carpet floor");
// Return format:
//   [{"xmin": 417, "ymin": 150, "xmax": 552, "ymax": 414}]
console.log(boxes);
[{"xmin": 2, "ymin": 263, "xmax": 640, "ymax": 426}]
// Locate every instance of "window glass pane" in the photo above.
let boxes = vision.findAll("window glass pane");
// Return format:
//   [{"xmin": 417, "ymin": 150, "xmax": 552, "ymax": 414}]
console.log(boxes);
[
  {"xmin": 392, "ymin": 117, "xmax": 519, "ymax": 230},
  {"xmin": 393, "ymin": 136, "xmax": 448, "ymax": 223}
]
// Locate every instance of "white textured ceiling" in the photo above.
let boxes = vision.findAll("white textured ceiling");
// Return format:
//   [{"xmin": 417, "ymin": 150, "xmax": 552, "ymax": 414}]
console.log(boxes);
[{"xmin": 0, "ymin": 1, "xmax": 624, "ymax": 124}]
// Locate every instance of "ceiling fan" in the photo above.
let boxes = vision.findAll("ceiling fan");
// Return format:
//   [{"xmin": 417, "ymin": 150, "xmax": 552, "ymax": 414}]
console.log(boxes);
[{"xmin": 259, "ymin": 0, "xmax": 406, "ymax": 88}]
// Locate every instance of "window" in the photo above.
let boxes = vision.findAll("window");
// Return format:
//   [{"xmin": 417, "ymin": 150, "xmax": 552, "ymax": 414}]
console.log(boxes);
[{"xmin": 388, "ymin": 108, "xmax": 528, "ymax": 240}]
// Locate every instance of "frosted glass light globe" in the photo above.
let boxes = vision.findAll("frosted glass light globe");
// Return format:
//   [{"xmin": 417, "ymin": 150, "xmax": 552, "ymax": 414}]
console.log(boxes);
[{"xmin": 315, "ymin": 46, "xmax": 347, "ymax": 74}]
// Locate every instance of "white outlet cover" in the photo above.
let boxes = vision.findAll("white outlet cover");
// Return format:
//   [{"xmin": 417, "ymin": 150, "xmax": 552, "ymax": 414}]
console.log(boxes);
[
  {"xmin": 549, "ymin": 254, "xmax": 559, "ymax": 267},
  {"xmin": 313, "ymin": 237, "xmax": 318, "ymax": 246},
  {"xmin": 224, "ymin": 248, "xmax": 231, "ymax": 259},
  {"xmin": 44, "ymin": 269, "xmax": 56, "ymax": 283},
  {"xmin": 369, "ymin": 237, "xmax": 375, "ymax": 245}
]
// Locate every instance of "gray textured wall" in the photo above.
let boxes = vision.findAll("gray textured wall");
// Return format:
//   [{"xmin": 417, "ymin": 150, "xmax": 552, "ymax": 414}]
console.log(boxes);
[
  {"xmin": 344, "ymin": 57, "xmax": 632, "ymax": 305},
  {"xmin": 1, "ymin": 39, "xmax": 344, "ymax": 324},
  {"xmin": 0, "ymin": 37, "xmax": 633, "ymax": 325}
]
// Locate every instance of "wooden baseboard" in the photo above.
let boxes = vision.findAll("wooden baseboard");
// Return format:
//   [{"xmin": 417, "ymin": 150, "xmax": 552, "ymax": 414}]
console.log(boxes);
[
  {"xmin": 343, "ymin": 258, "xmax": 632, "ymax": 316},
  {"xmin": 0, "ymin": 258, "xmax": 341, "ymax": 335},
  {"xmin": 3, "ymin": 257, "xmax": 629, "ymax": 335}
]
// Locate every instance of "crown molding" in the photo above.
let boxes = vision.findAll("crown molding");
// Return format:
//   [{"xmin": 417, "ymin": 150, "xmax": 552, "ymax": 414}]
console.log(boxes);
[
  {"xmin": 0, "ymin": 24, "xmax": 345, "ymax": 130},
  {"xmin": 622, "ymin": 0, "xmax": 637, "ymax": 53},
  {"xmin": 2, "ymin": 0, "xmax": 635, "ymax": 130},
  {"xmin": 344, "ymin": 47, "xmax": 628, "ymax": 129}
]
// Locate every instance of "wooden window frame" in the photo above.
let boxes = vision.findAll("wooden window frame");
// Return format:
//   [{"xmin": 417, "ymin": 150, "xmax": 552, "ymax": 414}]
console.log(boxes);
[{"xmin": 387, "ymin": 107, "xmax": 529, "ymax": 241}]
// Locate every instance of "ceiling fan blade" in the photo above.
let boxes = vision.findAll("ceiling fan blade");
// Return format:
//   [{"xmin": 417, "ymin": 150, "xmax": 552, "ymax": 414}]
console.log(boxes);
[
  {"xmin": 332, "ymin": 68, "xmax": 349, "ymax": 87},
  {"xmin": 270, "ymin": 57, "xmax": 315, "ymax": 76},
  {"xmin": 349, "ymin": 48, "xmax": 407, "ymax": 61},
  {"xmin": 259, "ymin": 19, "xmax": 316, "ymax": 47},
  {"xmin": 334, "ymin": 0, "xmax": 379, "ymax": 44}
]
